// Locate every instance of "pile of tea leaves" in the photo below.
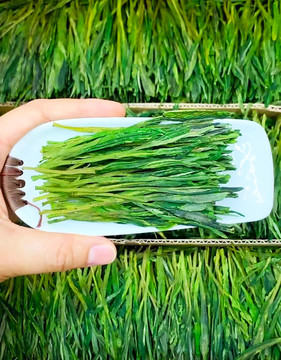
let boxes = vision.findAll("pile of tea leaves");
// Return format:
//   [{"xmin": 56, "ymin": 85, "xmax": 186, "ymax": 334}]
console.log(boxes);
[{"xmin": 29, "ymin": 110, "xmax": 242, "ymax": 237}]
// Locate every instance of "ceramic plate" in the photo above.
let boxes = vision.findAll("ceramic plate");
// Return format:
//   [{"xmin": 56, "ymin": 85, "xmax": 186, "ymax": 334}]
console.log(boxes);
[{"xmin": 9, "ymin": 117, "xmax": 274, "ymax": 236}]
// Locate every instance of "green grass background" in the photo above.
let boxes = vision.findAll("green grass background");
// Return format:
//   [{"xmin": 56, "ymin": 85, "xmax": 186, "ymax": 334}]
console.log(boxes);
[{"xmin": 1, "ymin": 1, "xmax": 281, "ymax": 359}]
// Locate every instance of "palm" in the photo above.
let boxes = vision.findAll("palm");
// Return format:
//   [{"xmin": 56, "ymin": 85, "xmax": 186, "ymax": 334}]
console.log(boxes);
[{"xmin": 0, "ymin": 99, "xmax": 123, "ymax": 281}]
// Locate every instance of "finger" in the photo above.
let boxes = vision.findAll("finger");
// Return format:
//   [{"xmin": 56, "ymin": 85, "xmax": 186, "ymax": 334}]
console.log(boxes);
[
  {"xmin": 0, "ymin": 222, "xmax": 116, "ymax": 281},
  {"xmin": 0, "ymin": 99, "xmax": 126, "ymax": 168}
]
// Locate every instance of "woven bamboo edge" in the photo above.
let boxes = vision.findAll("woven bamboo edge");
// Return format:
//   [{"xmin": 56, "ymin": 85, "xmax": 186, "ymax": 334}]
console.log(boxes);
[
  {"xmin": 112, "ymin": 239, "xmax": 281, "ymax": 246},
  {"xmin": 1, "ymin": 102, "xmax": 281, "ymax": 114},
  {"xmin": 124, "ymin": 102, "xmax": 281, "ymax": 116}
]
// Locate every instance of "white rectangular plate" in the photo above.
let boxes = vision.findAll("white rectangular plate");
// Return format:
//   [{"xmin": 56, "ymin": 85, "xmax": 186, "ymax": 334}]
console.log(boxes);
[{"xmin": 10, "ymin": 117, "xmax": 274, "ymax": 236}]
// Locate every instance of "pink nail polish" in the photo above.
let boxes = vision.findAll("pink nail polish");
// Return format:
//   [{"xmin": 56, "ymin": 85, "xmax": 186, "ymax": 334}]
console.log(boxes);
[{"xmin": 87, "ymin": 245, "xmax": 116, "ymax": 266}]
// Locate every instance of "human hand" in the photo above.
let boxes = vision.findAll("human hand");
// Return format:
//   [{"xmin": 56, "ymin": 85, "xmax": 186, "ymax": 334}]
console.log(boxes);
[{"xmin": 0, "ymin": 99, "xmax": 125, "ymax": 282}]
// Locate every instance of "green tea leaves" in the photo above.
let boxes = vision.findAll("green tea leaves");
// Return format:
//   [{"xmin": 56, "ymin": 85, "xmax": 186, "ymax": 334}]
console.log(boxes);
[{"xmin": 30, "ymin": 111, "xmax": 241, "ymax": 235}]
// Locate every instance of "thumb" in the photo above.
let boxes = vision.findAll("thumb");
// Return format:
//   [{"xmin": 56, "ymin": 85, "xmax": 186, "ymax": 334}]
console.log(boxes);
[{"xmin": 0, "ymin": 222, "xmax": 116, "ymax": 281}]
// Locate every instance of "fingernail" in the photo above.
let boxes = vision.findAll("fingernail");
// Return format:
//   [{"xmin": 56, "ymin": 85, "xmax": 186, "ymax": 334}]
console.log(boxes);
[{"xmin": 87, "ymin": 245, "xmax": 116, "ymax": 266}]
